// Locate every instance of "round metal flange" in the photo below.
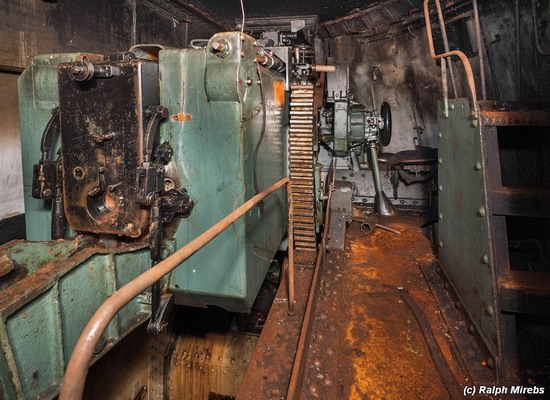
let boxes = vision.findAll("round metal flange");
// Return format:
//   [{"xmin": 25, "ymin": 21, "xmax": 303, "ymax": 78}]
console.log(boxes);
[{"xmin": 380, "ymin": 101, "xmax": 392, "ymax": 147}]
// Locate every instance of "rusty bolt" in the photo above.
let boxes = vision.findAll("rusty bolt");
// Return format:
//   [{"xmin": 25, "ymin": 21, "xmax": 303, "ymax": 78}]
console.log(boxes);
[
  {"xmin": 212, "ymin": 41, "xmax": 226, "ymax": 51},
  {"xmin": 71, "ymin": 65, "xmax": 84, "ymax": 75}
]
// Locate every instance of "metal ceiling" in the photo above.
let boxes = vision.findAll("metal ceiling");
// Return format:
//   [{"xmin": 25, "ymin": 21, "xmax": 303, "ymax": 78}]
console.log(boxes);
[{"xmin": 189, "ymin": 0, "xmax": 378, "ymax": 22}]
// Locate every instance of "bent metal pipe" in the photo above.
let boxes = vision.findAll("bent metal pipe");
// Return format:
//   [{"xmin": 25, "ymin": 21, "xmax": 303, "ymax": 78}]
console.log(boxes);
[{"xmin": 59, "ymin": 177, "xmax": 291, "ymax": 400}]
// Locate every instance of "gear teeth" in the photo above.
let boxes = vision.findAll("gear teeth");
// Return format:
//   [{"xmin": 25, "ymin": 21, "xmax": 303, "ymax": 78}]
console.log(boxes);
[{"xmin": 289, "ymin": 84, "xmax": 317, "ymax": 255}]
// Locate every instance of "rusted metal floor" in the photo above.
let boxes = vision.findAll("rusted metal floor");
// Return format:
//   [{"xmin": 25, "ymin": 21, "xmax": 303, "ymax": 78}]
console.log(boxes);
[
  {"xmin": 239, "ymin": 213, "xmax": 471, "ymax": 400},
  {"xmin": 299, "ymin": 214, "xmax": 469, "ymax": 399}
]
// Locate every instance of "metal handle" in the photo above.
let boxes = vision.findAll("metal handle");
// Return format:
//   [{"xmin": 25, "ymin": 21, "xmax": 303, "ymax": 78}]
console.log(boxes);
[{"xmin": 423, "ymin": 0, "xmax": 479, "ymax": 116}]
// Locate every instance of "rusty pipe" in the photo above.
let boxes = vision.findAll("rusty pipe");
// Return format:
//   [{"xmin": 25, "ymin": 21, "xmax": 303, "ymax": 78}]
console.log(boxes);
[
  {"xmin": 423, "ymin": 0, "xmax": 479, "ymax": 115},
  {"xmin": 312, "ymin": 64, "xmax": 336, "ymax": 73},
  {"xmin": 434, "ymin": 0, "xmax": 458, "ymax": 97},
  {"xmin": 473, "ymin": 0, "xmax": 487, "ymax": 100},
  {"xmin": 286, "ymin": 159, "xmax": 336, "ymax": 400},
  {"xmin": 59, "ymin": 177, "xmax": 290, "ymax": 400}
]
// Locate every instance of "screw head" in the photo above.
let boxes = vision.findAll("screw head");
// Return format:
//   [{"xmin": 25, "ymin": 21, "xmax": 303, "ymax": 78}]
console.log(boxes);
[
  {"xmin": 477, "ymin": 206, "xmax": 486, "ymax": 217},
  {"xmin": 475, "ymin": 162, "xmax": 482, "ymax": 170}
]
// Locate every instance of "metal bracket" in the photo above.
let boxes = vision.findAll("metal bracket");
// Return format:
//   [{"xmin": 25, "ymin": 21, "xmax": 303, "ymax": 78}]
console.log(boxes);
[
  {"xmin": 147, "ymin": 293, "xmax": 174, "ymax": 337},
  {"xmin": 32, "ymin": 107, "xmax": 60, "ymax": 200}
]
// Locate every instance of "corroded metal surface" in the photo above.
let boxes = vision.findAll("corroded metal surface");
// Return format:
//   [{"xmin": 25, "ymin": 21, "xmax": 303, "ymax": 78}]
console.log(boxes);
[
  {"xmin": 298, "ymin": 215, "xmax": 468, "ymax": 399},
  {"xmin": 0, "ymin": 236, "xmax": 150, "ymax": 400},
  {"xmin": 238, "ymin": 214, "xmax": 475, "ymax": 399},
  {"xmin": 481, "ymin": 110, "xmax": 550, "ymax": 127},
  {"xmin": 236, "ymin": 266, "xmax": 313, "ymax": 400}
]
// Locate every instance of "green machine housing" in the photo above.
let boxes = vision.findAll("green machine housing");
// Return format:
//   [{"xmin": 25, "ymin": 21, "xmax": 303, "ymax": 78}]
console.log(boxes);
[{"xmin": 0, "ymin": 32, "xmax": 288, "ymax": 399}]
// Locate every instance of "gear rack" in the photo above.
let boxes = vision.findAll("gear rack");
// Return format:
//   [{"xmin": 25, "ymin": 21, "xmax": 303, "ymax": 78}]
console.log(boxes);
[{"xmin": 289, "ymin": 84, "xmax": 317, "ymax": 263}]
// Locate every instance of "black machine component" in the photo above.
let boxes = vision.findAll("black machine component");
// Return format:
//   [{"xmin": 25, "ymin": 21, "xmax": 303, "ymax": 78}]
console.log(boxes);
[
  {"xmin": 379, "ymin": 101, "xmax": 392, "ymax": 147},
  {"xmin": 32, "ymin": 107, "xmax": 60, "ymax": 201},
  {"xmin": 32, "ymin": 107, "xmax": 67, "ymax": 239},
  {"xmin": 55, "ymin": 54, "xmax": 193, "ymax": 240},
  {"xmin": 57, "ymin": 55, "xmax": 159, "ymax": 238},
  {"xmin": 32, "ymin": 53, "xmax": 196, "ymax": 336}
]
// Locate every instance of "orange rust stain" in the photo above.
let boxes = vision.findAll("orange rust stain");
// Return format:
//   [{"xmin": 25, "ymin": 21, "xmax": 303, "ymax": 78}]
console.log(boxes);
[
  {"xmin": 171, "ymin": 113, "xmax": 192, "ymax": 122},
  {"xmin": 273, "ymin": 80, "xmax": 285, "ymax": 108}
]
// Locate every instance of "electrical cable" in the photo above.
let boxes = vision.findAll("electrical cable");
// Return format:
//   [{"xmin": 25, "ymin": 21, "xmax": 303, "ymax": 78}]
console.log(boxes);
[
  {"xmin": 239, "ymin": 0, "xmax": 245, "ymax": 37},
  {"xmin": 252, "ymin": 64, "xmax": 267, "ymax": 198}
]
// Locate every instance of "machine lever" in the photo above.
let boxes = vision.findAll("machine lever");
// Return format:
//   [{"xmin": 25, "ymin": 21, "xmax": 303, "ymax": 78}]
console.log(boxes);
[
  {"xmin": 32, "ymin": 108, "xmax": 61, "ymax": 200},
  {"xmin": 143, "ymin": 105, "xmax": 168, "ymax": 163}
]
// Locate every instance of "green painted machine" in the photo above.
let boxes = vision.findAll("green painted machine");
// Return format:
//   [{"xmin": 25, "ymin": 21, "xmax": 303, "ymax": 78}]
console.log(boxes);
[{"xmin": 0, "ymin": 32, "xmax": 288, "ymax": 399}]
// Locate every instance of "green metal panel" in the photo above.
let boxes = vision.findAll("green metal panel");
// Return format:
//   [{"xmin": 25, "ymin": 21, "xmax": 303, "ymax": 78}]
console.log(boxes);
[
  {"xmin": 159, "ymin": 32, "xmax": 287, "ymax": 312},
  {"xmin": 17, "ymin": 54, "xmax": 85, "ymax": 241},
  {"xmin": 0, "ymin": 239, "xmax": 150, "ymax": 399},
  {"xmin": 5, "ymin": 288, "xmax": 64, "ymax": 398},
  {"xmin": 437, "ymin": 99, "xmax": 498, "ymax": 357}
]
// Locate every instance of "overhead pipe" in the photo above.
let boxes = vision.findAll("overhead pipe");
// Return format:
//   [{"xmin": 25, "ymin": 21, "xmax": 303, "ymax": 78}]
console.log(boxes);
[
  {"xmin": 423, "ymin": 0, "xmax": 479, "ymax": 116},
  {"xmin": 59, "ymin": 177, "xmax": 291, "ymax": 400},
  {"xmin": 473, "ymin": 0, "xmax": 487, "ymax": 100},
  {"xmin": 434, "ymin": 0, "xmax": 459, "ymax": 98},
  {"xmin": 171, "ymin": 0, "xmax": 232, "ymax": 31}
]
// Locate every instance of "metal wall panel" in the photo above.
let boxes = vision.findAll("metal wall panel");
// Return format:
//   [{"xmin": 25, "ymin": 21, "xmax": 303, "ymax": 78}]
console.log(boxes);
[{"xmin": 0, "ymin": 73, "xmax": 24, "ymax": 219}]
